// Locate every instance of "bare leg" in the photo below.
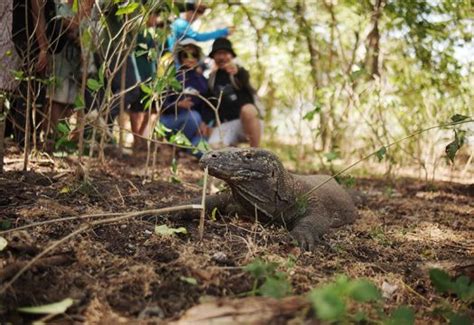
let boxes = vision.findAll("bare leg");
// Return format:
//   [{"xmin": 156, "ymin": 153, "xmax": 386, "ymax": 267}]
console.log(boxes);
[
  {"xmin": 240, "ymin": 103, "xmax": 261, "ymax": 147},
  {"xmin": 130, "ymin": 111, "xmax": 146, "ymax": 151},
  {"xmin": 48, "ymin": 101, "xmax": 72, "ymax": 135},
  {"xmin": 138, "ymin": 112, "xmax": 158, "ymax": 138}
]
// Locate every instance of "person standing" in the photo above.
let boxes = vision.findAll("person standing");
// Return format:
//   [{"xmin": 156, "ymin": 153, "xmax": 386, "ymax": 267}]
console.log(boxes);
[
  {"xmin": 167, "ymin": 0, "xmax": 231, "ymax": 52},
  {"xmin": 7, "ymin": 0, "xmax": 52, "ymax": 150},
  {"xmin": 0, "ymin": 0, "xmax": 19, "ymax": 171}
]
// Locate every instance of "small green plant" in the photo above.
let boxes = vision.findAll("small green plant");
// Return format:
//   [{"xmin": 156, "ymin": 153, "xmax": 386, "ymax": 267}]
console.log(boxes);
[
  {"xmin": 429, "ymin": 268, "xmax": 473, "ymax": 324},
  {"xmin": 429, "ymin": 269, "xmax": 474, "ymax": 303},
  {"xmin": 335, "ymin": 175, "xmax": 356, "ymax": 188},
  {"xmin": 308, "ymin": 275, "xmax": 414, "ymax": 324},
  {"xmin": 54, "ymin": 121, "xmax": 77, "ymax": 153},
  {"xmin": 169, "ymin": 131, "xmax": 192, "ymax": 147},
  {"xmin": 383, "ymin": 186, "xmax": 395, "ymax": 197},
  {"xmin": 445, "ymin": 114, "xmax": 470, "ymax": 164},
  {"xmin": 154, "ymin": 224, "xmax": 187, "ymax": 237},
  {"xmin": 244, "ymin": 258, "xmax": 292, "ymax": 299},
  {"xmin": 369, "ymin": 226, "xmax": 392, "ymax": 246},
  {"xmin": 169, "ymin": 158, "xmax": 181, "ymax": 184}
]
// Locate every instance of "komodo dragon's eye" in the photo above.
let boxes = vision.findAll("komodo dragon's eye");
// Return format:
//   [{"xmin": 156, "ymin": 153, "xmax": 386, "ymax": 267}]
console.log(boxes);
[{"xmin": 244, "ymin": 153, "xmax": 253, "ymax": 160}]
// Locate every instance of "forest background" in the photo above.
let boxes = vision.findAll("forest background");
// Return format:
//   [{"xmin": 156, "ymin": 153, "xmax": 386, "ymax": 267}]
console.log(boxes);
[
  {"xmin": 202, "ymin": 0, "xmax": 473, "ymax": 180},
  {"xmin": 0, "ymin": 1, "xmax": 473, "ymax": 323}
]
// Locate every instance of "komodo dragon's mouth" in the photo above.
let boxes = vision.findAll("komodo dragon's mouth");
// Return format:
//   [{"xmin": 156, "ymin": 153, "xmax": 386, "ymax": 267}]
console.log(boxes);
[
  {"xmin": 199, "ymin": 161, "xmax": 266, "ymax": 180},
  {"xmin": 199, "ymin": 152, "xmax": 267, "ymax": 180}
]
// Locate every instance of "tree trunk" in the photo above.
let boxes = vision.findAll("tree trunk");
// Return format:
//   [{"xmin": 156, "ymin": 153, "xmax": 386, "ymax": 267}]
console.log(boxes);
[
  {"xmin": 294, "ymin": 0, "xmax": 330, "ymax": 151},
  {"xmin": 0, "ymin": 95, "xmax": 5, "ymax": 173},
  {"xmin": 366, "ymin": 0, "xmax": 385, "ymax": 77}
]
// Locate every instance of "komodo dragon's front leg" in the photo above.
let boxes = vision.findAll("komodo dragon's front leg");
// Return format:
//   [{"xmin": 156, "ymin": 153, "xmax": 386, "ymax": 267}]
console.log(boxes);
[
  {"xmin": 203, "ymin": 191, "xmax": 240, "ymax": 215},
  {"xmin": 182, "ymin": 191, "xmax": 246, "ymax": 218},
  {"xmin": 289, "ymin": 212, "xmax": 331, "ymax": 251}
]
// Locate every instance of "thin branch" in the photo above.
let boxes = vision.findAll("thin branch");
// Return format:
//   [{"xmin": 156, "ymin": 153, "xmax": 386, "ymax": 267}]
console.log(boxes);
[
  {"xmin": 198, "ymin": 167, "xmax": 209, "ymax": 241},
  {"xmin": 280, "ymin": 118, "xmax": 474, "ymax": 216},
  {"xmin": 0, "ymin": 204, "xmax": 203, "ymax": 295}
]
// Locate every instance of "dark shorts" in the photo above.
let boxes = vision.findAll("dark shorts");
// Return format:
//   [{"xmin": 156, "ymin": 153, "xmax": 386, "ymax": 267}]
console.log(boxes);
[{"xmin": 219, "ymin": 93, "xmax": 254, "ymax": 122}]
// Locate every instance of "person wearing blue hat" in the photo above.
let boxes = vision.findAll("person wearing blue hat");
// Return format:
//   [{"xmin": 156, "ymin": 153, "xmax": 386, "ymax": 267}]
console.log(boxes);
[{"xmin": 167, "ymin": 0, "xmax": 232, "ymax": 52}]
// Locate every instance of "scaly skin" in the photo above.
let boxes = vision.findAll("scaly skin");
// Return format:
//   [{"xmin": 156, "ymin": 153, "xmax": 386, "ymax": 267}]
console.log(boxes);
[{"xmin": 199, "ymin": 148, "xmax": 358, "ymax": 250}]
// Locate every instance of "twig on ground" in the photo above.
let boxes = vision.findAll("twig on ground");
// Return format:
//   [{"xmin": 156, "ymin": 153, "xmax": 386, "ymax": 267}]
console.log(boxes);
[
  {"xmin": 0, "ymin": 211, "xmax": 120, "ymax": 235},
  {"xmin": 401, "ymin": 280, "xmax": 431, "ymax": 303},
  {"xmin": 115, "ymin": 185, "xmax": 125, "ymax": 206},
  {"xmin": 126, "ymin": 179, "xmax": 140, "ymax": 193},
  {"xmin": 198, "ymin": 167, "xmax": 209, "ymax": 241},
  {"xmin": 0, "ymin": 253, "xmax": 73, "ymax": 282},
  {"xmin": 0, "ymin": 204, "xmax": 203, "ymax": 295}
]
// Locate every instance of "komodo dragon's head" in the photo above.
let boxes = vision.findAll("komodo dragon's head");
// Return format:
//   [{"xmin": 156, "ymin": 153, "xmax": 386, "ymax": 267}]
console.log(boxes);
[
  {"xmin": 199, "ymin": 148, "xmax": 293, "ymax": 219},
  {"xmin": 199, "ymin": 148, "xmax": 284, "ymax": 182}
]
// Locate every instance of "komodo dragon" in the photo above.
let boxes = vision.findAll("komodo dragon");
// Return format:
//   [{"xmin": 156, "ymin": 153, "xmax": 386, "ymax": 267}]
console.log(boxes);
[{"xmin": 196, "ymin": 148, "xmax": 358, "ymax": 250}]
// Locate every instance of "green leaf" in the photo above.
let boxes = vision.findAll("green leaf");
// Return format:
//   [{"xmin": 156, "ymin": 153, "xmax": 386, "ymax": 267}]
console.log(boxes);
[
  {"xmin": 447, "ymin": 313, "xmax": 472, "ymax": 325},
  {"xmin": 0, "ymin": 236, "xmax": 7, "ymax": 251},
  {"xmin": 375, "ymin": 146, "xmax": 387, "ymax": 162},
  {"xmin": 115, "ymin": 2, "xmax": 140, "ymax": 15},
  {"xmin": 429, "ymin": 268, "xmax": 453, "ymax": 293},
  {"xmin": 193, "ymin": 139, "xmax": 209, "ymax": 155},
  {"xmin": 450, "ymin": 114, "xmax": 470, "ymax": 123},
  {"xmin": 244, "ymin": 259, "xmax": 278, "ymax": 280},
  {"xmin": 140, "ymin": 83, "xmax": 153, "ymax": 95},
  {"xmin": 210, "ymin": 207, "xmax": 218, "ymax": 221},
  {"xmin": 259, "ymin": 277, "xmax": 292, "ymax": 299},
  {"xmin": 452, "ymin": 276, "xmax": 473, "ymax": 301},
  {"xmin": 295, "ymin": 196, "xmax": 308, "ymax": 216},
  {"xmin": 87, "ymin": 78, "xmax": 102, "ymax": 92},
  {"xmin": 445, "ymin": 130, "xmax": 465, "ymax": 163},
  {"xmin": 335, "ymin": 175, "xmax": 356, "ymax": 188},
  {"xmin": 74, "ymin": 95, "xmax": 85, "ymax": 111},
  {"xmin": 80, "ymin": 28, "xmax": 92, "ymax": 49},
  {"xmin": 17, "ymin": 298, "xmax": 74, "ymax": 314},
  {"xmin": 347, "ymin": 279, "xmax": 381, "ymax": 302},
  {"xmin": 56, "ymin": 122, "xmax": 70, "ymax": 135},
  {"xmin": 309, "ymin": 288, "xmax": 346, "ymax": 321},
  {"xmin": 180, "ymin": 276, "xmax": 198, "ymax": 285},
  {"xmin": 72, "ymin": 0, "xmax": 79, "ymax": 13},
  {"xmin": 155, "ymin": 122, "xmax": 172, "ymax": 137},
  {"xmin": 324, "ymin": 151, "xmax": 339, "ymax": 162},
  {"xmin": 353, "ymin": 310, "xmax": 367, "ymax": 322},
  {"xmin": 154, "ymin": 224, "xmax": 187, "ymax": 237},
  {"xmin": 59, "ymin": 186, "xmax": 71, "ymax": 194},
  {"xmin": 303, "ymin": 105, "xmax": 321, "ymax": 121},
  {"xmin": 385, "ymin": 306, "xmax": 415, "ymax": 325},
  {"xmin": 169, "ymin": 132, "xmax": 191, "ymax": 146},
  {"xmin": 445, "ymin": 140, "xmax": 459, "ymax": 163}
]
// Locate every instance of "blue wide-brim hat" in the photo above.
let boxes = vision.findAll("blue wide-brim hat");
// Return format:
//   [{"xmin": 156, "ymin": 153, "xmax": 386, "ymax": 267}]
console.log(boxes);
[{"xmin": 209, "ymin": 37, "xmax": 236, "ymax": 58}]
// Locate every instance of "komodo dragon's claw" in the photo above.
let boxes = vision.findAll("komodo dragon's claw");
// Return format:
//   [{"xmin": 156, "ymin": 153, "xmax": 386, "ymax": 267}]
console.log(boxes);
[{"xmin": 290, "ymin": 229, "xmax": 316, "ymax": 251}]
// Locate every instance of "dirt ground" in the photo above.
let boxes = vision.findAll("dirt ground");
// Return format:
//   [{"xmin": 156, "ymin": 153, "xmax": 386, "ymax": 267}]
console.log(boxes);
[{"xmin": 0, "ymin": 144, "xmax": 472, "ymax": 323}]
